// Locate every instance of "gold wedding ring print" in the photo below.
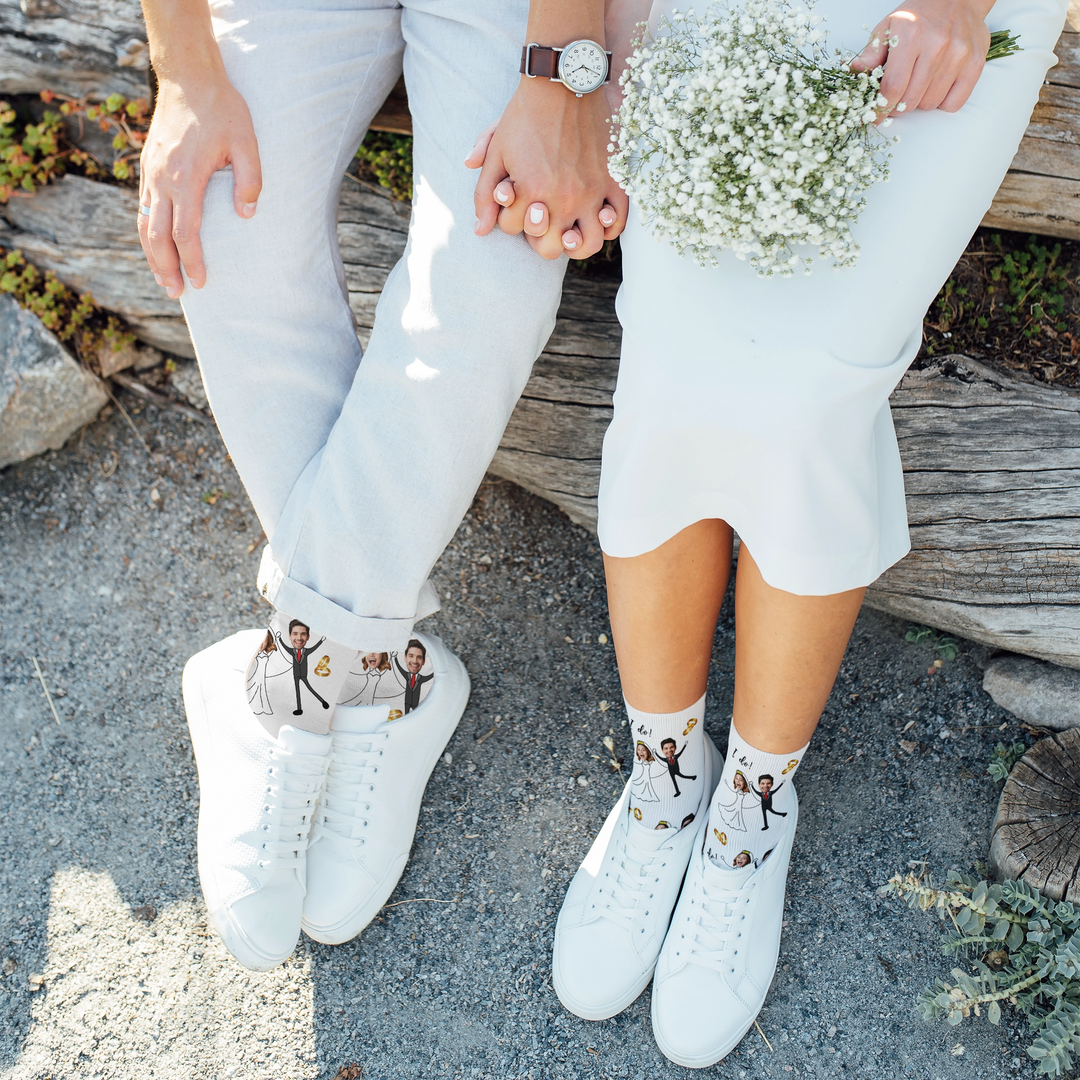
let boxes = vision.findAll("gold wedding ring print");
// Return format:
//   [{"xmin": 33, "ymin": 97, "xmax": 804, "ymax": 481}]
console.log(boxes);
[
  {"xmin": 714, "ymin": 828, "xmax": 727, "ymax": 845},
  {"xmin": 314, "ymin": 655, "xmax": 332, "ymax": 677},
  {"xmin": 683, "ymin": 717, "xmax": 698, "ymax": 736},
  {"xmin": 782, "ymin": 758, "xmax": 799, "ymax": 774}
]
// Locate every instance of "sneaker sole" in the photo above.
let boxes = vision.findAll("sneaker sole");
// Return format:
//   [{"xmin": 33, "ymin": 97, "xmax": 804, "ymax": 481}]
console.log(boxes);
[
  {"xmin": 183, "ymin": 629, "xmax": 300, "ymax": 972},
  {"xmin": 301, "ymin": 633, "xmax": 470, "ymax": 945},
  {"xmin": 553, "ymin": 738, "xmax": 724, "ymax": 1022}
]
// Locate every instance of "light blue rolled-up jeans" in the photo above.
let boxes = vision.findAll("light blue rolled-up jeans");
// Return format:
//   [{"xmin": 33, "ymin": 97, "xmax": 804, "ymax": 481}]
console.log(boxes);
[{"xmin": 180, "ymin": 0, "xmax": 566, "ymax": 650}]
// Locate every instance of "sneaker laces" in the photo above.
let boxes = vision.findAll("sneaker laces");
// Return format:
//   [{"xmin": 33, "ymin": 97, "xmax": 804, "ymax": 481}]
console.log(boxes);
[
  {"xmin": 591, "ymin": 828, "xmax": 670, "ymax": 932},
  {"xmin": 682, "ymin": 870, "xmax": 757, "ymax": 973},
  {"xmin": 257, "ymin": 743, "xmax": 330, "ymax": 870},
  {"xmin": 311, "ymin": 730, "xmax": 390, "ymax": 846}
]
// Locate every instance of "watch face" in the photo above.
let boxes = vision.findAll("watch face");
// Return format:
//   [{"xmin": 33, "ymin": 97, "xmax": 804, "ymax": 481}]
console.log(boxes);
[{"xmin": 558, "ymin": 40, "xmax": 608, "ymax": 94}]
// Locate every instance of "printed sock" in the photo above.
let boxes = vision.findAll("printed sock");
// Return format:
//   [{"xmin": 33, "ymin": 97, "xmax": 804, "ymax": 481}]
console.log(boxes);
[
  {"xmin": 245, "ymin": 611, "xmax": 358, "ymax": 738},
  {"xmin": 626, "ymin": 694, "xmax": 706, "ymax": 832},
  {"xmin": 705, "ymin": 717, "xmax": 809, "ymax": 870},
  {"xmin": 336, "ymin": 637, "xmax": 436, "ymax": 721}
]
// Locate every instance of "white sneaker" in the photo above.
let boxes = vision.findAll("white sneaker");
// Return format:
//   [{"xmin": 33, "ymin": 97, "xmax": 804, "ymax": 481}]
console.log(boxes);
[
  {"xmin": 301, "ymin": 632, "xmax": 470, "ymax": 945},
  {"xmin": 183, "ymin": 629, "xmax": 333, "ymax": 971},
  {"xmin": 650, "ymin": 786, "xmax": 800, "ymax": 1068},
  {"xmin": 552, "ymin": 735, "xmax": 722, "ymax": 1020}
]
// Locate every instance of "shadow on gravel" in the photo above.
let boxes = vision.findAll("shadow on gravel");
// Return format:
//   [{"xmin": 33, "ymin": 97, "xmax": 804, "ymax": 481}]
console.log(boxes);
[{"xmin": 0, "ymin": 401, "xmax": 1040, "ymax": 1079}]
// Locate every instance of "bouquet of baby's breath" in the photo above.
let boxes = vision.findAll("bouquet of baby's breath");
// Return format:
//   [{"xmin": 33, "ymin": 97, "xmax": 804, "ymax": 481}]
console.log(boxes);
[{"xmin": 609, "ymin": 0, "xmax": 890, "ymax": 276}]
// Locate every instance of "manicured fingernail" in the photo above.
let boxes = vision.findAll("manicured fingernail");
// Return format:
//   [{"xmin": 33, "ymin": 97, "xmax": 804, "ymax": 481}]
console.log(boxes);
[
  {"xmin": 529, "ymin": 205, "xmax": 544, "ymax": 224},
  {"xmin": 562, "ymin": 232, "xmax": 578, "ymax": 249},
  {"xmin": 474, "ymin": 217, "xmax": 482, "ymax": 234},
  {"xmin": 242, "ymin": 202, "xmax": 258, "ymax": 217},
  {"xmin": 495, "ymin": 188, "xmax": 509, "ymax": 204},
  {"xmin": 600, "ymin": 210, "xmax": 616, "ymax": 226},
  {"xmin": 153, "ymin": 273, "xmax": 163, "ymax": 286},
  {"xmin": 166, "ymin": 286, "xmax": 178, "ymax": 298}
]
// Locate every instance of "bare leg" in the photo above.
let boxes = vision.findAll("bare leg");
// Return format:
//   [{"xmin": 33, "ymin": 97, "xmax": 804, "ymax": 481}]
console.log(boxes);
[
  {"xmin": 731, "ymin": 546, "xmax": 864, "ymax": 753},
  {"xmin": 605, "ymin": 524, "xmax": 864, "ymax": 748},
  {"xmin": 604, "ymin": 519, "xmax": 733, "ymax": 713}
]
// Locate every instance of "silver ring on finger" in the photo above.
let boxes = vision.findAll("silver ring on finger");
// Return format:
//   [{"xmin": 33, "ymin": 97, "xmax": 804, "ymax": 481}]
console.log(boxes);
[{"xmin": 139, "ymin": 204, "xmax": 151, "ymax": 217}]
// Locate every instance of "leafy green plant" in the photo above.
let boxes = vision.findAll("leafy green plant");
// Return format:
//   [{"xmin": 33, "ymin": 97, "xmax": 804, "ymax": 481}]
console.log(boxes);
[
  {"xmin": 354, "ymin": 131, "xmax": 413, "ymax": 202},
  {"xmin": 987, "ymin": 740, "xmax": 1028, "ymax": 782},
  {"xmin": 989, "ymin": 234, "xmax": 1069, "ymax": 339},
  {"xmin": 881, "ymin": 869, "xmax": 1080, "ymax": 1076},
  {"xmin": 1, "ymin": 247, "xmax": 133, "ymax": 366},
  {"xmin": 904, "ymin": 625, "xmax": 960, "ymax": 660},
  {"xmin": 0, "ymin": 91, "xmax": 148, "ymax": 202}
]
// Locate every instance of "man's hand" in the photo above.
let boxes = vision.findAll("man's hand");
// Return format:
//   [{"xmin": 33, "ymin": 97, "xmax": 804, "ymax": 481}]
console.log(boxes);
[
  {"xmin": 466, "ymin": 76, "xmax": 626, "ymax": 260},
  {"xmin": 138, "ymin": 75, "xmax": 262, "ymax": 298},
  {"xmin": 850, "ymin": 0, "xmax": 993, "ymax": 120}
]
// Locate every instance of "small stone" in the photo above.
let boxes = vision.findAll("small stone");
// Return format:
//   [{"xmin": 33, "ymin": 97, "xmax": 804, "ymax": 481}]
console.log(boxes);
[
  {"xmin": 0, "ymin": 294, "xmax": 108, "ymax": 470},
  {"xmin": 467, "ymin": 762, "xmax": 476, "ymax": 773},
  {"xmin": 598, "ymin": 700, "xmax": 610, "ymax": 712},
  {"xmin": 577, "ymin": 775, "xmax": 589, "ymax": 787},
  {"xmin": 94, "ymin": 337, "xmax": 161, "ymax": 379},
  {"xmin": 598, "ymin": 634, "xmax": 608, "ymax": 644},
  {"xmin": 899, "ymin": 740, "xmax": 917, "ymax": 754},
  {"xmin": 27, "ymin": 973, "xmax": 43, "ymax": 990},
  {"xmin": 826, "ymin": 1025, "xmax": 836, "ymax": 1038},
  {"xmin": 950, "ymin": 1044, "xmax": 965, "ymax": 1057},
  {"xmin": 2, "ymin": 958, "xmax": 16, "ymax": 976},
  {"xmin": 132, "ymin": 905, "xmax": 157, "ymax": 923},
  {"xmin": 442, "ymin": 752, "xmax": 453, "ymax": 765},
  {"xmin": 983, "ymin": 654, "xmax": 1080, "ymax": 731},
  {"xmin": 168, "ymin": 360, "xmax": 210, "ymax": 411}
]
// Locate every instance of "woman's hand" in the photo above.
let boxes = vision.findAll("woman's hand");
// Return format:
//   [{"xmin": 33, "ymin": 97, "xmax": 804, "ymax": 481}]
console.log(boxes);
[
  {"xmin": 849, "ymin": 0, "xmax": 994, "ymax": 120},
  {"xmin": 466, "ymin": 75, "xmax": 626, "ymax": 260},
  {"xmin": 138, "ymin": 75, "xmax": 262, "ymax": 298}
]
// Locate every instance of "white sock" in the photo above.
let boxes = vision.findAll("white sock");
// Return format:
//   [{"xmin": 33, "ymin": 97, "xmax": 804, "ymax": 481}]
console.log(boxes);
[
  {"xmin": 705, "ymin": 718, "xmax": 809, "ymax": 869},
  {"xmin": 627, "ymin": 694, "xmax": 706, "ymax": 833},
  {"xmin": 245, "ymin": 612, "xmax": 358, "ymax": 738}
]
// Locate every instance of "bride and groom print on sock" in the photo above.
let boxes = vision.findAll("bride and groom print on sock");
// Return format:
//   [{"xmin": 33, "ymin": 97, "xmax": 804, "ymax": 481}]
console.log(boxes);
[
  {"xmin": 245, "ymin": 611, "xmax": 435, "ymax": 734},
  {"xmin": 627, "ymin": 691, "xmax": 807, "ymax": 871}
]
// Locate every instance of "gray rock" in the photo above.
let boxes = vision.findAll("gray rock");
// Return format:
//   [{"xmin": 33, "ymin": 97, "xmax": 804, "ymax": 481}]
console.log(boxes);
[
  {"xmin": 0, "ymin": 293, "xmax": 107, "ymax": 469},
  {"xmin": 168, "ymin": 360, "xmax": 209, "ymax": 411},
  {"xmin": 982, "ymin": 653, "xmax": 1080, "ymax": 730}
]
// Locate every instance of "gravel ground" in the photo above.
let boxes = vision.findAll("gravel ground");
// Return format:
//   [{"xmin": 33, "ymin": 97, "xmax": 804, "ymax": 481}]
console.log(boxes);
[{"xmin": 0, "ymin": 398, "xmax": 1047, "ymax": 1080}]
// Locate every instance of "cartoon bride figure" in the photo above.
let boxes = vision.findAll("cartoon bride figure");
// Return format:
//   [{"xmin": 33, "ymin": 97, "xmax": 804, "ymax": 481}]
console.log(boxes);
[
  {"xmin": 339, "ymin": 652, "xmax": 400, "ymax": 707},
  {"xmin": 630, "ymin": 742, "xmax": 667, "ymax": 803},
  {"xmin": 715, "ymin": 769, "xmax": 754, "ymax": 832},
  {"xmin": 247, "ymin": 631, "xmax": 288, "ymax": 716}
]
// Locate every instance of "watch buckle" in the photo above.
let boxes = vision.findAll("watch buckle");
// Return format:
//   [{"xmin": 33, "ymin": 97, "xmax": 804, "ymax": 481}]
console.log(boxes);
[{"xmin": 523, "ymin": 41, "xmax": 539, "ymax": 78}]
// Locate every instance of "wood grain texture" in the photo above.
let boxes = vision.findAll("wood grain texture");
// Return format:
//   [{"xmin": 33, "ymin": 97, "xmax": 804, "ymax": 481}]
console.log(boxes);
[
  {"xmin": 989, "ymin": 728, "xmax": 1080, "ymax": 901},
  {"xmin": 983, "ymin": 2, "xmax": 1080, "ymax": 238},
  {"xmin": 0, "ymin": 0, "xmax": 149, "ymax": 101},
  {"xmin": 865, "ymin": 357, "xmax": 1080, "ymax": 667}
]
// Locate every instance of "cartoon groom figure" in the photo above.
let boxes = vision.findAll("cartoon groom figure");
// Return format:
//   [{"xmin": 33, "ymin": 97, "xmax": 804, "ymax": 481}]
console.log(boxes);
[
  {"xmin": 393, "ymin": 639, "xmax": 434, "ymax": 714},
  {"xmin": 654, "ymin": 737, "xmax": 698, "ymax": 799},
  {"xmin": 751, "ymin": 773, "xmax": 788, "ymax": 831},
  {"xmin": 274, "ymin": 619, "xmax": 329, "ymax": 716}
]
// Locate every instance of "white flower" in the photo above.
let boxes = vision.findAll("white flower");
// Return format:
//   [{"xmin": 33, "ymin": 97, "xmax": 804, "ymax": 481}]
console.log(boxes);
[{"xmin": 609, "ymin": 0, "xmax": 891, "ymax": 275}]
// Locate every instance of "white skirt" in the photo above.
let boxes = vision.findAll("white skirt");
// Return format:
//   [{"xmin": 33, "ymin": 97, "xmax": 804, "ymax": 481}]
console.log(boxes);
[{"xmin": 598, "ymin": 0, "xmax": 1068, "ymax": 595}]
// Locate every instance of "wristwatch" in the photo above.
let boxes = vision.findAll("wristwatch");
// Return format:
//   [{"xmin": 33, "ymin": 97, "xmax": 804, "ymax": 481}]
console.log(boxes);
[{"xmin": 520, "ymin": 40, "xmax": 611, "ymax": 97}]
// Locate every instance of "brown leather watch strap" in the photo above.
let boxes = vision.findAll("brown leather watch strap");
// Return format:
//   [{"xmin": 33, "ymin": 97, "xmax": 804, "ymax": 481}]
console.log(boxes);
[{"xmin": 520, "ymin": 44, "xmax": 561, "ymax": 79}]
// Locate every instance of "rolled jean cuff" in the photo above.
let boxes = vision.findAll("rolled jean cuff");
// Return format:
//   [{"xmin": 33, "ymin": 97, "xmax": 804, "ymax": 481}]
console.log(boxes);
[{"xmin": 257, "ymin": 546, "xmax": 441, "ymax": 652}]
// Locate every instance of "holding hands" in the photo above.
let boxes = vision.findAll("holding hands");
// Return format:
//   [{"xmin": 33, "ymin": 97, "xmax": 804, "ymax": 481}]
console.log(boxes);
[{"xmin": 471, "ymin": 0, "xmax": 999, "ymax": 257}]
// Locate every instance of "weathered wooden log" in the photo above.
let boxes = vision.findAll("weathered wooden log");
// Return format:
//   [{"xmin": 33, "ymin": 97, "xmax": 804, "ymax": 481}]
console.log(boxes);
[
  {"xmin": 0, "ymin": 174, "xmax": 191, "ymax": 357},
  {"xmin": 981, "ymin": 0, "xmax": 1080, "ymax": 240},
  {"xmin": 0, "ymin": 0, "xmax": 149, "ymax": 102},
  {"xmin": 989, "ymin": 728, "xmax": 1080, "ymax": 902},
  {"xmin": 865, "ymin": 358, "xmax": 1080, "ymax": 670}
]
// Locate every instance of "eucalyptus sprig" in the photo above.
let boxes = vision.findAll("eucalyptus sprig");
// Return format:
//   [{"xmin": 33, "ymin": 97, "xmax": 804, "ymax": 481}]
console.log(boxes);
[{"xmin": 881, "ymin": 869, "xmax": 1080, "ymax": 1077}]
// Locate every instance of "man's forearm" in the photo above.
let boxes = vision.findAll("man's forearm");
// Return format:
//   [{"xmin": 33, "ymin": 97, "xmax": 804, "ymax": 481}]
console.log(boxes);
[{"xmin": 141, "ymin": 0, "xmax": 224, "ymax": 83}]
